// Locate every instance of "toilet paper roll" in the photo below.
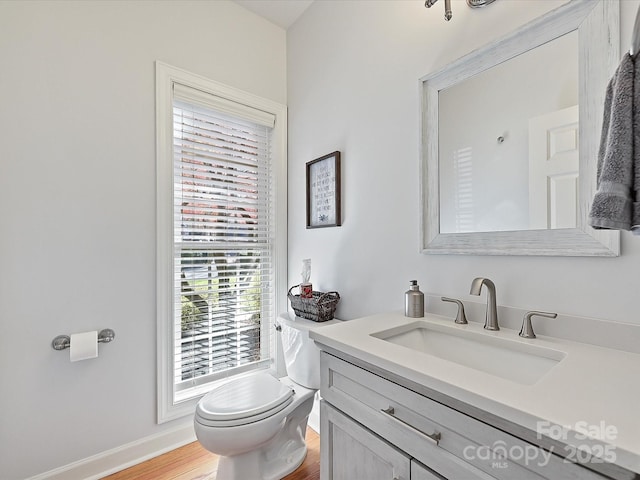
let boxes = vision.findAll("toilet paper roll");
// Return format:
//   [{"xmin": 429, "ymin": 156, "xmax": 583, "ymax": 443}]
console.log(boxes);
[{"xmin": 70, "ymin": 331, "xmax": 98, "ymax": 362}]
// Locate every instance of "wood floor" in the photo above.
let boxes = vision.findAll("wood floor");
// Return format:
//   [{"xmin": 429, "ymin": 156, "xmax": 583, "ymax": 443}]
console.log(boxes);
[{"xmin": 102, "ymin": 428, "xmax": 320, "ymax": 480}]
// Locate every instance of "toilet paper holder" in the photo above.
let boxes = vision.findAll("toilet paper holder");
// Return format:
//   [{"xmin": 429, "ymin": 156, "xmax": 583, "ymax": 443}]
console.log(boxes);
[{"xmin": 51, "ymin": 329, "xmax": 116, "ymax": 350}]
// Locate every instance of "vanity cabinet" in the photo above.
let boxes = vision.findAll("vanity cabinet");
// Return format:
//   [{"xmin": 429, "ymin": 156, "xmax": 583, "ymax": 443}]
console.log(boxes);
[{"xmin": 319, "ymin": 351, "xmax": 607, "ymax": 480}]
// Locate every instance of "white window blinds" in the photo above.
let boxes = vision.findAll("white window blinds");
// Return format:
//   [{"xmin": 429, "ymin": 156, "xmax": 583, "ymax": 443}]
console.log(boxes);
[{"xmin": 172, "ymin": 84, "xmax": 276, "ymax": 396}]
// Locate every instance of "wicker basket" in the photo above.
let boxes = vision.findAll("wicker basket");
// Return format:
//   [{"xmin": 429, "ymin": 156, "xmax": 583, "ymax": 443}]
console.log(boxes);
[{"xmin": 287, "ymin": 284, "xmax": 340, "ymax": 322}]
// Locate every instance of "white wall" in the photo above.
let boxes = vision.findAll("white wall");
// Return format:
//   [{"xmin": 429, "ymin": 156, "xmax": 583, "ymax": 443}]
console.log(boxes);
[
  {"xmin": 287, "ymin": 0, "xmax": 640, "ymax": 326},
  {"xmin": 0, "ymin": 1, "xmax": 285, "ymax": 478}
]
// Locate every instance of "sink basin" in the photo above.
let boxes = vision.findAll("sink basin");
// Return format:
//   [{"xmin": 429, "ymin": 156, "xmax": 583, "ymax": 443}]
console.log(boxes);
[{"xmin": 371, "ymin": 321, "xmax": 566, "ymax": 385}]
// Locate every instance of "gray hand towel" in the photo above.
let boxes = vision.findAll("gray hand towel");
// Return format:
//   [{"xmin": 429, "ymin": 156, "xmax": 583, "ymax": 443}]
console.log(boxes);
[
  {"xmin": 589, "ymin": 53, "xmax": 635, "ymax": 230},
  {"xmin": 633, "ymin": 54, "xmax": 640, "ymax": 234}
]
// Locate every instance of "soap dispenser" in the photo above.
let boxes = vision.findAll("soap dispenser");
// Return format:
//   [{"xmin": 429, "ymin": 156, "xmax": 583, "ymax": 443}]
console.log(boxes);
[{"xmin": 405, "ymin": 280, "xmax": 424, "ymax": 318}]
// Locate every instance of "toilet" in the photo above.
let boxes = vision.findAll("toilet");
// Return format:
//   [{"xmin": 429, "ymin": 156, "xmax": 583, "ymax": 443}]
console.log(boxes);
[{"xmin": 194, "ymin": 313, "xmax": 340, "ymax": 480}]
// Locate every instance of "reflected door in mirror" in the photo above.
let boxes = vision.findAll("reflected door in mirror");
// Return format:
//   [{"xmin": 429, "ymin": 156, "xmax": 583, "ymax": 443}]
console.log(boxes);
[{"xmin": 528, "ymin": 105, "xmax": 579, "ymax": 230}]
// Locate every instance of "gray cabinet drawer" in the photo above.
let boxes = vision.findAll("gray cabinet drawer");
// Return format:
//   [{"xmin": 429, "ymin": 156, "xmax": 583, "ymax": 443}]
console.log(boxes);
[{"xmin": 321, "ymin": 352, "xmax": 603, "ymax": 480}]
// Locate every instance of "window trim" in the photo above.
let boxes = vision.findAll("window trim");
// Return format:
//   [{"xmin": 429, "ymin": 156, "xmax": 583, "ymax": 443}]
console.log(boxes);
[{"xmin": 155, "ymin": 61, "xmax": 287, "ymax": 423}]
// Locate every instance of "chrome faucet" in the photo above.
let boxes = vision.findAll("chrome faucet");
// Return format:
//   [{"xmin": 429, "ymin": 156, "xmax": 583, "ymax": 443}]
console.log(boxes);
[{"xmin": 470, "ymin": 277, "xmax": 499, "ymax": 331}]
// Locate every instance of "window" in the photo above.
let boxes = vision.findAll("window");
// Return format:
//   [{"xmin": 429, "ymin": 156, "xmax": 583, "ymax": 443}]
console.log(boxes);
[{"xmin": 156, "ymin": 62, "xmax": 287, "ymax": 422}]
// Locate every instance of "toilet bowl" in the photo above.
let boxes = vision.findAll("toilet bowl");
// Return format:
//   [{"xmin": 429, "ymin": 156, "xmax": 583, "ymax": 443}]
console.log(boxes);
[{"xmin": 194, "ymin": 314, "xmax": 340, "ymax": 480}]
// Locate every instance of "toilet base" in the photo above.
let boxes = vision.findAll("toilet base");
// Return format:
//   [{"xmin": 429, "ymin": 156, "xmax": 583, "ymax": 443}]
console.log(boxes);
[{"xmin": 216, "ymin": 414, "xmax": 310, "ymax": 480}]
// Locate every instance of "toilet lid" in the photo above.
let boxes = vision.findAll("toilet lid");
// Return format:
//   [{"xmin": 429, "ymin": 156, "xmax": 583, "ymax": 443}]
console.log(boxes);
[{"xmin": 197, "ymin": 372, "xmax": 294, "ymax": 422}]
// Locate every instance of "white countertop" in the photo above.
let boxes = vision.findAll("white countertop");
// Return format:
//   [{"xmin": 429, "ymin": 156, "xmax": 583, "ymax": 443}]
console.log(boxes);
[{"xmin": 310, "ymin": 312, "xmax": 640, "ymax": 475}]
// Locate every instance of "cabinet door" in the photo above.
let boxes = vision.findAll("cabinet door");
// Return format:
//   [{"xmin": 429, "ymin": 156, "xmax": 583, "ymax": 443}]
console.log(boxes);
[
  {"xmin": 411, "ymin": 460, "xmax": 444, "ymax": 480},
  {"xmin": 321, "ymin": 401, "xmax": 410, "ymax": 480}
]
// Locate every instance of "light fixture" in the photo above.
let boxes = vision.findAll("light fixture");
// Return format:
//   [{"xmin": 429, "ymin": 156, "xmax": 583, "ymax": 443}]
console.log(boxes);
[{"xmin": 425, "ymin": 0, "xmax": 496, "ymax": 22}]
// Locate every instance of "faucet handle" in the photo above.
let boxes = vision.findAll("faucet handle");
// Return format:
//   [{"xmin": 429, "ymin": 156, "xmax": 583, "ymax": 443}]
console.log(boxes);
[
  {"xmin": 519, "ymin": 311, "xmax": 557, "ymax": 339},
  {"xmin": 441, "ymin": 297, "xmax": 468, "ymax": 324}
]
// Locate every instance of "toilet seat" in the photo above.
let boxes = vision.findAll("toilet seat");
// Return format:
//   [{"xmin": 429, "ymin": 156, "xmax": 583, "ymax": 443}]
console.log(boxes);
[{"xmin": 196, "ymin": 373, "xmax": 294, "ymax": 427}]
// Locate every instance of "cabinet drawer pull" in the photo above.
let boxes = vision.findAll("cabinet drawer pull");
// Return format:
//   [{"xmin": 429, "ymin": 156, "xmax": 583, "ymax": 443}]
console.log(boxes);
[{"xmin": 381, "ymin": 406, "xmax": 442, "ymax": 446}]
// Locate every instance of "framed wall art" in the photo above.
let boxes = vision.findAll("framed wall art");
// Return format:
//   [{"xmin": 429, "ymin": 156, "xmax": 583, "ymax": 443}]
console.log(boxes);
[{"xmin": 306, "ymin": 151, "xmax": 341, "ymax": 228}]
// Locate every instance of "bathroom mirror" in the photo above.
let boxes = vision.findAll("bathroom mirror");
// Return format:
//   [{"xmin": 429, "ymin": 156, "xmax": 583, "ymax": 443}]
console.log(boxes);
[{"xmin": 420, "ymin": 0, "xmax": 620, "ymax": 256}]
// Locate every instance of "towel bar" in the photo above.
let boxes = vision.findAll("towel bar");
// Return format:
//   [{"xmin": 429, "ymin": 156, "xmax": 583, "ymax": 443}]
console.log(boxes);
[{"xmin": 51, "ymin": 329, "xmax": 116, "ymax": 350}]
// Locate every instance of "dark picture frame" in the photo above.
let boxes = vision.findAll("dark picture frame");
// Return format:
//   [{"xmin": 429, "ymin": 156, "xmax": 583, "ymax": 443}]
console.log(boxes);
[{"xmin": 306, "ymin": 151, "xmax": 341, "ymax": 228}]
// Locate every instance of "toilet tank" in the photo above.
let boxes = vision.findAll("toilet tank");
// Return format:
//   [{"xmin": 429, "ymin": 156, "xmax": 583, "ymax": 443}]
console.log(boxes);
[{"xmin": 277, "ymin": 314, "xmax": 341, "ymax": 389}]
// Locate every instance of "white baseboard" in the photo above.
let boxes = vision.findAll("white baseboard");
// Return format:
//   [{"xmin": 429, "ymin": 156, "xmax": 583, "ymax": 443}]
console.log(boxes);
[{"xmin": 27, "ymin": 418, "xmax": 196, "ymax": 480}]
